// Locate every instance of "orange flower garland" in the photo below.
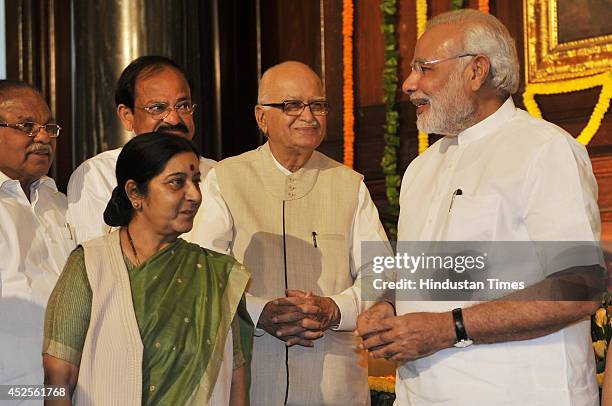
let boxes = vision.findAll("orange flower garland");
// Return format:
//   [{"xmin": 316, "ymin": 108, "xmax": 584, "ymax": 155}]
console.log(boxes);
[
  {"xmin": 416, "ymin": 0, "xmax": 429, "ymax": 154},
  {"xmin": 478, "ymin": 0, "xmax": 490, "ymax": 14},
  {"xmin": 342, "ymin": 0, "xmax": 355, "ymax": 168}
]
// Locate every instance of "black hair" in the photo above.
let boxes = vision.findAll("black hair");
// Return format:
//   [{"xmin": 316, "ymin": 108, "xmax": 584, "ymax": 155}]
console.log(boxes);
[
  {"xmin": 103, "ymin": 132, "xmax": 200, "ymax": 227},
  {"xmin": 114, "ymin": 55, "xmax": 189, "ymax": 109}
]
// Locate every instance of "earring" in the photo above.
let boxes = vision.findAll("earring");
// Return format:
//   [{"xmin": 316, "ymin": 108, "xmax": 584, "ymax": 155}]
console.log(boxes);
[{"xmin": 133, "ymin": 202, "xmax": 141, "ymax": 209}]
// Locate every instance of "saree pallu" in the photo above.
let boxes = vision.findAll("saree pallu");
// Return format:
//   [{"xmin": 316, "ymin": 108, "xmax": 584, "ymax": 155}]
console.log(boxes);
[{"xmin": 74, "ymin": 230, "xmax": 251, "ymax": 405}]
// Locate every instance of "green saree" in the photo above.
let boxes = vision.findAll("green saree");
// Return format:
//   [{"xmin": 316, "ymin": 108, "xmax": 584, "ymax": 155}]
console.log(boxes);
[{"xmin": 44, "ymin": 238, "xmax": 253, "ymax": 405}]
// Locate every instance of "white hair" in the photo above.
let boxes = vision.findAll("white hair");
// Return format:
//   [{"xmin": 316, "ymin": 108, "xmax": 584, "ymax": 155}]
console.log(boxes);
[{"xmin": 427, "ymin": 9, "xmax": 520, "ymax": 96}]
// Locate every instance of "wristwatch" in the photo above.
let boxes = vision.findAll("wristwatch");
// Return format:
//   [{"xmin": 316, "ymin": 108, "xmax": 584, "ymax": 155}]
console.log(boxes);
[{"xmin": 452, "ymin": 308, "xmax": 473, "ymax": 348}]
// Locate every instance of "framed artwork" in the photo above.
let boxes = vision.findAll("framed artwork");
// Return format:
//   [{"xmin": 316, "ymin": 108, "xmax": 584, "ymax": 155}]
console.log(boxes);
[{"xmin": 523, "ymin": 0, "xmax": 612, "ymax": 83}]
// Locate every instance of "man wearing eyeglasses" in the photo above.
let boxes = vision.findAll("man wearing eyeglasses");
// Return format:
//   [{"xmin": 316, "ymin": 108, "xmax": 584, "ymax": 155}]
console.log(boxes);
[
  {"xmin": 188, "ymin": 61, "xmax": 391, "ymax": 405},
  {"xmin": 0, "ymin": 80, "xmax": 76, "ymax": 399},
  {"xmin": 67, "ymin": 55, "xmax": 215, "ymax": 243},
  {"xmin": 356, "ymin": 10, "xmax": 601, "ymax": 405}
]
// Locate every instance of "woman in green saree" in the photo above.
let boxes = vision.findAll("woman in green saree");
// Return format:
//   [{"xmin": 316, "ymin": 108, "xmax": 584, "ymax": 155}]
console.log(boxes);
[{"xmin": 42, "ymin": 133, "xmax": 253, "ymax": 405}]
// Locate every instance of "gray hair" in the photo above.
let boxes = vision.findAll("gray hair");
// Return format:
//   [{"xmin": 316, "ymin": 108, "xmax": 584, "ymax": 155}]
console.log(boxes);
[
  {"xmin": 0, "ymin": 80, "xmax": 42, "ymax": 103},
  {"xmin": 427, "ymin": 9, "xmax": 519, "ymax": 96}
]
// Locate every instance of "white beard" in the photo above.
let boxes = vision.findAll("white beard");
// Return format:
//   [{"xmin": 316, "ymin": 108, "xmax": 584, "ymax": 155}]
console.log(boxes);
[{"xmin": 415, "ymin": 69, "xmax": 477, "ymax": 136}]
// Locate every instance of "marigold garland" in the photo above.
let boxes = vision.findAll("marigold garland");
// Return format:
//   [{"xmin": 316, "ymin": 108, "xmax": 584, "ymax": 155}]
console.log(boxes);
[
  {"xmin": 523, "ymin": 72, "xmax": 612, "ymax": 146},
  {"xmin": 478, "ymin": 0, "xmax": 490, "ymax": 13},
  {"xmin": 416, "ymin": 0, "xmax": 429, "ymax": 154},
  {"xmin": 591, "ymin": 295, "xmax": 612, "ymax": 387},
  {"xmin": 342, "ymin": 0, "xmax": 355, "ymax": 167},
  {"xmin": 368, "ymin": 375, "xmax": 396, "ymax": 393},
  {"xmin": 416, "ymin": 0, "xmax": 427, "ymax": 39}
]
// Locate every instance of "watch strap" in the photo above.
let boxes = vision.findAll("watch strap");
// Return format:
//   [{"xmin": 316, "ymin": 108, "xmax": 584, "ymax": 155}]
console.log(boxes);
[{"xmin": 452, "ymin": 307, "xmax": 469, "ymax": 342}]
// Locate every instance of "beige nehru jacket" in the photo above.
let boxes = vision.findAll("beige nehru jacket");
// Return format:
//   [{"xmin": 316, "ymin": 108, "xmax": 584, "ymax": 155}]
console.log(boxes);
[
  {"xmin": 214, "ymin": 143, "xmax": 372, "ymax": 406},
  {"xmin": 75, "ymin": 231, "xmax": 143, "ymax": 406}
]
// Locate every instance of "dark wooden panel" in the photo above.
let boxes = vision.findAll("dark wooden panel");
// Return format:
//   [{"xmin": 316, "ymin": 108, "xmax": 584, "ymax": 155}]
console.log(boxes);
[
  {"xmin": 259, "ymin": 0, "xmax": 342, "ymax": 162},
  {"xmin": 260, "ymin": 0, "xmax": 321, "ymax": 73},
  {"xmin": 322, "ymin": 0, "xmax": 343, "ymax": 151},
  {"xmin": 355, "ymin": 100, "xmax": 421, "ymax": 179},
  {"xmin": 5, "ymin": 0, "xmax": 73, "ymax": 192},
  {"xmin": 429, "ymin": 0, "xmax": 452, "ymax": 18},
  {"xmin": 217, "ymin": 0, "xmax": 260, "ymax": 158},
  {"xmin": 356, "ymin": 0, "xmax": 384, "ymax": 107},
  {"xmin": 397, "ymin": 0, "xmax": 418, "ymax": 103},
  {"xmin": 494, "ymin": 0, "xmax": 526, "ymax": 97},
  {"xmin": 51, "ymin": 0, "xmax": 73, "ymax": 192}
]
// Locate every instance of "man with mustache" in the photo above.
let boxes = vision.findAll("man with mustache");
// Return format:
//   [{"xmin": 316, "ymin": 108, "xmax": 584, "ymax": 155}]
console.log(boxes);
[
  {"xmin": 356, "ymin": 9, "xmax": 602, "ymax": 405},
  {"xmin": 67, "ymin": 55, "xmax": 215, "ymax": 243},
  {"xmin": 0, "ymin": 80, "xmax": 76, "ymax": 400},
  {"xmin": 189, "ymin": 61, "xmax": 391, "ymax": 405}
]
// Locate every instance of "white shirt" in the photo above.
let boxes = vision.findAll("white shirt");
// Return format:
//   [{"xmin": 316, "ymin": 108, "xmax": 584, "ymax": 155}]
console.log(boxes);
[
  {"xmin": 0, "ymin": 171, "xmax": 75, "ymax": 403},
  {"xmin": 395, "ymin": 98, "xmax": 600, "ymax": 405},
  {"xmin": 67, "ymin": 147, "xmax": 216, "ymax": 244},
  {"xmin": 186, "ymin": 153, "xmax": 389, "ymax": 331}
]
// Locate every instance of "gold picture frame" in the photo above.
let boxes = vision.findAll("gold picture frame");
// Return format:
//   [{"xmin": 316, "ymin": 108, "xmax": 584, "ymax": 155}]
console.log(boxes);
[{"xmin": 523, "ymin": 0, "xmax": 612, "ymax": 84}]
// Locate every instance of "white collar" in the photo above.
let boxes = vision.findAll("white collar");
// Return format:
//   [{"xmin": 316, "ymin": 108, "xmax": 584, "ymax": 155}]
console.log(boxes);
[
  {"xmin": 271, "ymin": 152, "xmax": 296, "ymax": 176},
  {"xmin": 455, "ymin": 97, "xmax": 516, "ymax": 145},
  {"xmin": 0, "ymin": 170, "xmax": 56, "ymax": 192}
]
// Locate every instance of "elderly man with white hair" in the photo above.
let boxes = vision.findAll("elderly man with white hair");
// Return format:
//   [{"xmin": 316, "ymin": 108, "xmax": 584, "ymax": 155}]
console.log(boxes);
[
  {"xmin": 356, "ymin": 9, "xmax": 601, "ymax": 405},
  {"xmin": 189, "ymin": 61, "xmax": 391, "ymax": 405}
]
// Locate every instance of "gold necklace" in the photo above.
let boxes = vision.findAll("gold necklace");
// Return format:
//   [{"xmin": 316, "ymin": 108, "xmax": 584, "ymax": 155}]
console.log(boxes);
[{"xmin": 126, "ymin": 226, "xmax": 141, "ymax": 266}]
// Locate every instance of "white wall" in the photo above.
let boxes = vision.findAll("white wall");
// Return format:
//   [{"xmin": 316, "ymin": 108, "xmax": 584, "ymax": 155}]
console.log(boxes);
[{"xmin": 0, "ymin": 0, "xmax": 6, "ymax": 79}]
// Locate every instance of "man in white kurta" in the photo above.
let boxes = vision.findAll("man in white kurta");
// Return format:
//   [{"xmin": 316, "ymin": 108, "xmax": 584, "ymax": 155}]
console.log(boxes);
[
  {"xmin": 67, "ymin": 56, "xmax": 215, "ymax": 244},
  {"xmin": 188, "ymin": 61, "xmax": 391, "ymax": 405},
  {"xmin": 356, "ymin": 10, "xmax": 601, "ymax": 405},
  {"xmin": 0, "ymin": 81, "xmax": 75, "ymax": 404}
]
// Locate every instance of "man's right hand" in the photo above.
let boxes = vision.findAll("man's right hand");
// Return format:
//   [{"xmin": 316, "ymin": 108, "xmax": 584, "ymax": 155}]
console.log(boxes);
[{"xmin": 257, "ymin": 298, "xmax": 325, "ymax": 347}]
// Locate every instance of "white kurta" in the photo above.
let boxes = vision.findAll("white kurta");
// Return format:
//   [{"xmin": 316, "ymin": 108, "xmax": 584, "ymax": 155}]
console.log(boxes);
[
  {"xmin": 0, "ymin": 172, "xmax": 75, "ymax": 405},
  {"xmin": 187, "ymin": 154, "xmax": 386, "ymax": 330},
  {"xmin": 67, "ymin": 147, "xmax": 216, "ymax": 244},
  {"xmin": 396, "ymin": 98, "xmax": 600, "ymax": 405}
]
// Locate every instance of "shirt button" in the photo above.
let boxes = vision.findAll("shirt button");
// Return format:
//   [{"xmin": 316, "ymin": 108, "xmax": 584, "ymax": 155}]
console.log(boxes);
[{"xmin": 150, "ymin": 385, "xmax": 156, "ymax": 392}]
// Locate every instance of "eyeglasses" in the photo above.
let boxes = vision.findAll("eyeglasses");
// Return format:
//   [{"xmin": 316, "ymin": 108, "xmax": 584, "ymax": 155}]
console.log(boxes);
[
  {"xmin": 260, "ymin": 100, "xmax": 329, "ymax": 116},
  {"xmin": 410, "ymin": 53, "xmax": 477, "ymax": 75},
  {"xmin": 0, "ymin": 122, "xmax": 61, "ymax": 138},
  {"xmin": 136, "ymin": 101, "xmax": 197, "ymax": 120}
]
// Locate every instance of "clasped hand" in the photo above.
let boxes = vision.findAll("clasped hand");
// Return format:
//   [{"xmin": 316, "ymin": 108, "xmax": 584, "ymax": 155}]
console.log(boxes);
[
  {"xmin": 258, "ymin": 290, "xmax": 340, "ymax": 347},
  {"xmin": 354, "ymin": 302, "xmax": 455, "ymax": 363}
]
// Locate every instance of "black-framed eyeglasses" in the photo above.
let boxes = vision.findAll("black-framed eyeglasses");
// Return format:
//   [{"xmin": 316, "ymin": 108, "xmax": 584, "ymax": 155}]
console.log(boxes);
[
  {"xmin": 410, "ymin": 53, "xmax": 477, "ymax": 75},
  {"xmin": 260, "ymin": 100, "xmax": 329, "ymax": 116},
  {"xmin": 136, "ymin": 100, "xmax": 197, "ymax": 120},
  {"xmin": 0, "ymin": 122, "xmax": 61, "ymax": 138}
]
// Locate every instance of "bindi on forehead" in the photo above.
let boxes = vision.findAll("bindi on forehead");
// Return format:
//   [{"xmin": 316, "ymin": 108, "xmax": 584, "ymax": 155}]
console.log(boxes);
[{"xmin": 190, "ymin": 164, "xmax": 195, "ymax": 171}]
